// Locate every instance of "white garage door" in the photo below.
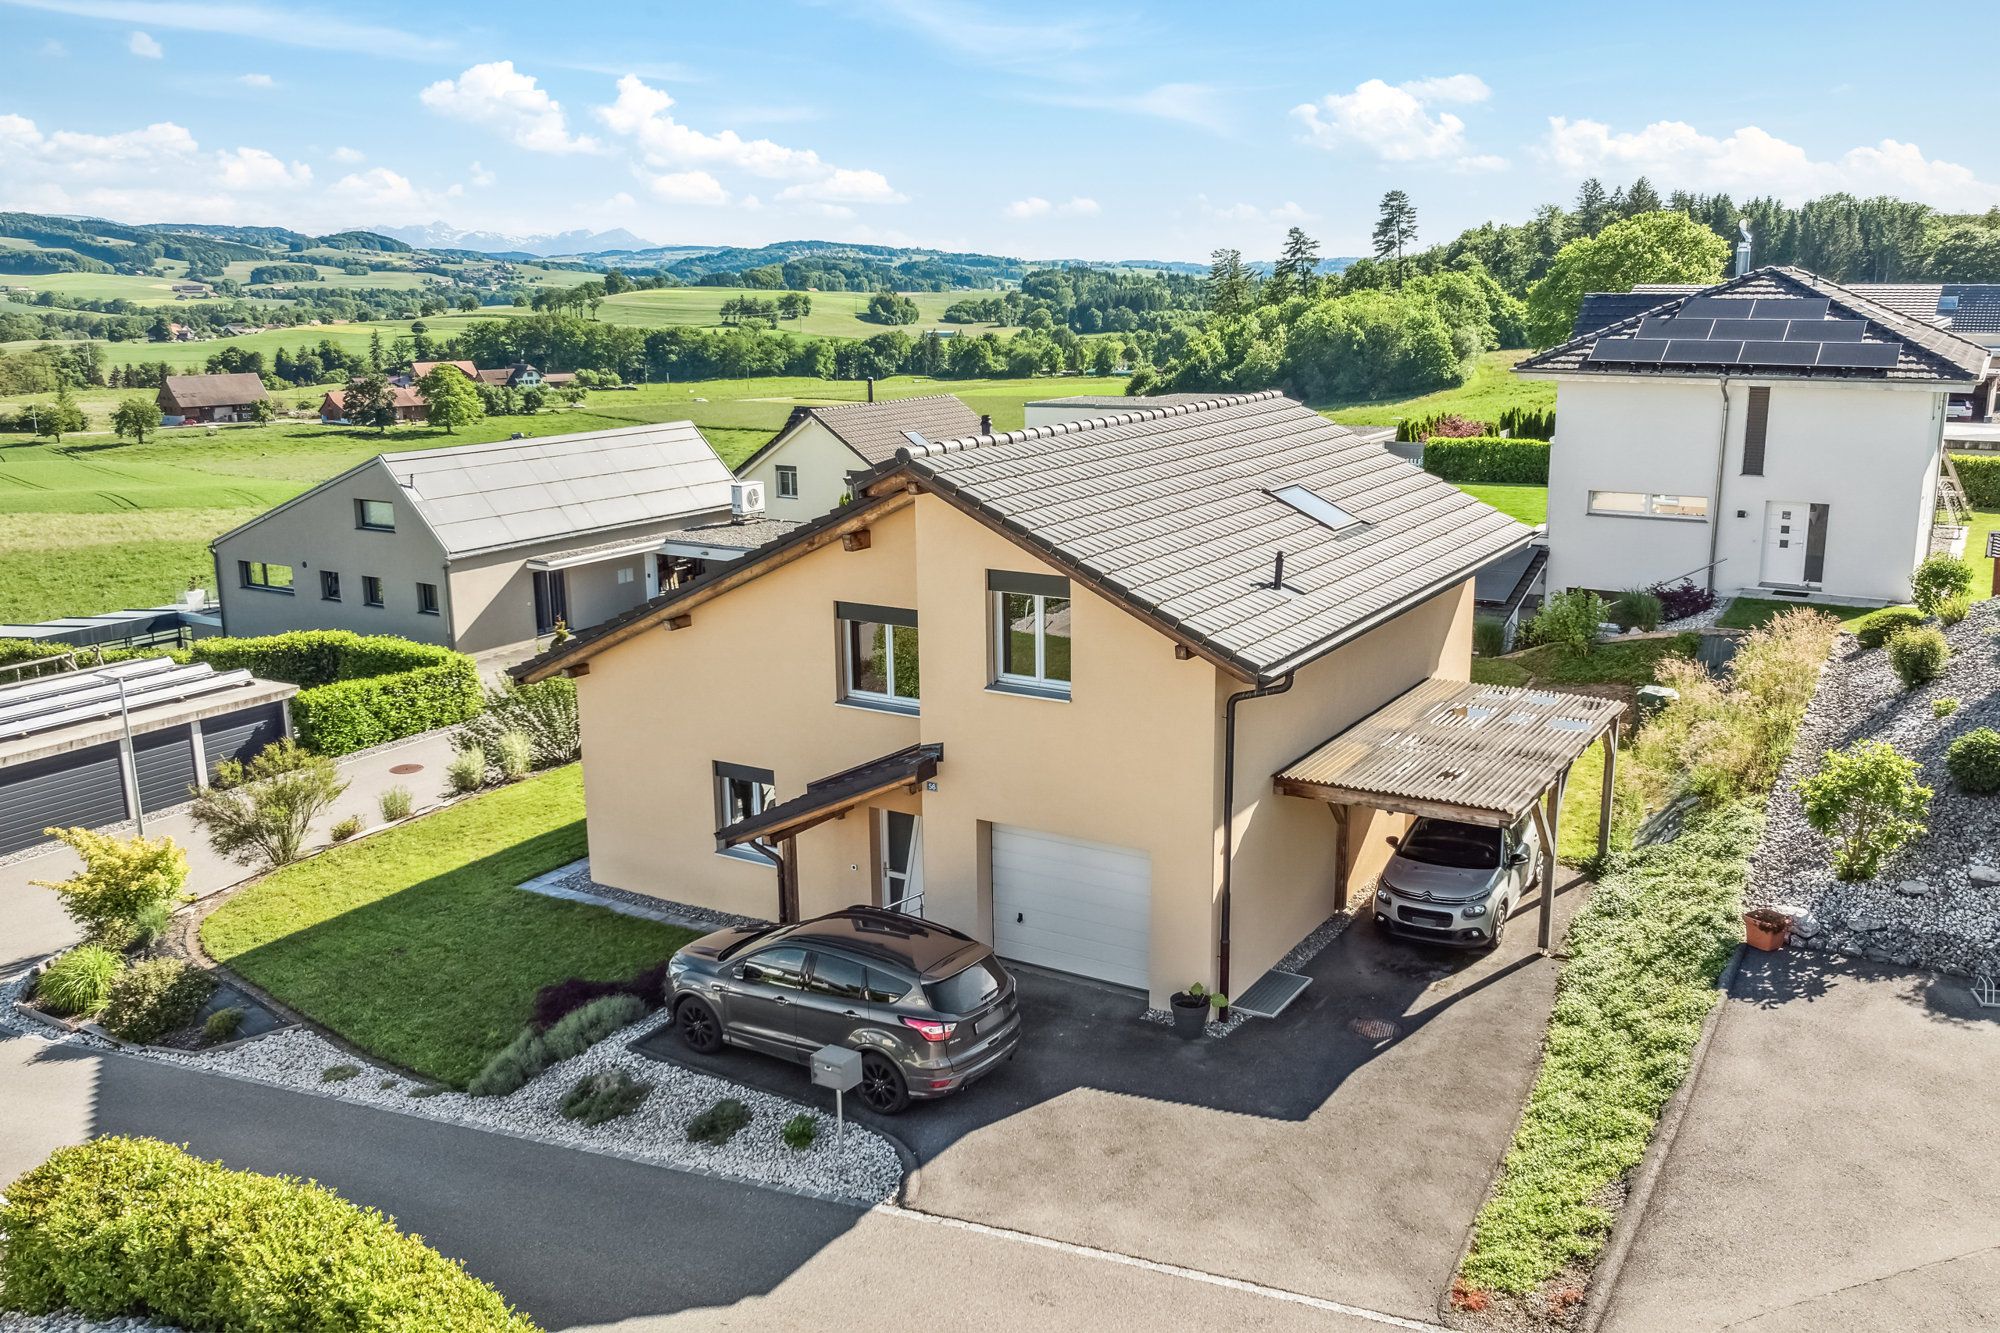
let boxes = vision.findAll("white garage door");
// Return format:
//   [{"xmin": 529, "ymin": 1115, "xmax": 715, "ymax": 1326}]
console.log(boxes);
[{"xmin": 991, "ymin": 825, "xmax": 1151, "ymax": 990}]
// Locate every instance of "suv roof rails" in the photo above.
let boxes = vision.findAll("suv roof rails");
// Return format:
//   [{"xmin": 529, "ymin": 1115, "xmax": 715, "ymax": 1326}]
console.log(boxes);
[{"xmin": 835, "ymin": 904, "xmax": 973, "ymax": 941}]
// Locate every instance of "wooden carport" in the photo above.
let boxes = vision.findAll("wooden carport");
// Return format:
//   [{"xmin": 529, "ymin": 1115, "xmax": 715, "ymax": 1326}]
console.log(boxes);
[{"xmin": 1273, "ymin": 679, "xmax": 1626, "ymax": 951}]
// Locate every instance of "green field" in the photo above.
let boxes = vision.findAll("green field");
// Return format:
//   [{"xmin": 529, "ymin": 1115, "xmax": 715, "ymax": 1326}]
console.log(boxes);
[
  {"xmin": 0, "ymin": 373, "xmax": 1125, "ymax": 624},
  {"xmin": 3, "ymin": 312, "xmax": 531, "ymax": 373},
  {"xmin": 596, "ymin": 286, "xmax": 1009, "ymax": 337},
  {"xmin": 0, "ymin": 271, "xmax": 197, "ymax": 303},
  {"xmin": 1321, "ymin": 350, "xmax": 1553, "ymax": 427}
]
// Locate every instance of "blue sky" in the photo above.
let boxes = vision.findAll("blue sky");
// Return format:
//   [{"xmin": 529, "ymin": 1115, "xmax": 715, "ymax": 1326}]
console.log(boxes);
[{"xmin": 1, "ymin": 0, "xmax": 1994, "ymax": 260}]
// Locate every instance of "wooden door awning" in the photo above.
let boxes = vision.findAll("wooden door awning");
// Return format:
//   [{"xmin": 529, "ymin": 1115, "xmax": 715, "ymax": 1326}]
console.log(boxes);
[
  {"xmin": 1274, "ymin": 679, "xmax": 1624, "ymax": 826},
  {"xmin": 718, "ymin": 743, "xmax": 940, "ymax": 848}
]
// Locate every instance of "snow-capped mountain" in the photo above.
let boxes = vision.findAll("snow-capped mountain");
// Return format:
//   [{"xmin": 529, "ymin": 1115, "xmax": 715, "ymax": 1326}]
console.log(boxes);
[{"xmin": 372, "ymin": 222, "xmax": 660, "ymax": 257}]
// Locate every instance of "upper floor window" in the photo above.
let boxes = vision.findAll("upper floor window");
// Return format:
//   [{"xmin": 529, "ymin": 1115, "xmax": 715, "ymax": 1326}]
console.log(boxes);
[
  {"xmin": 776, "ymin": 465, "xmax": 800, "ymax": 500},
  {"xmin": 355, "ymin": 499, "xmax": 395, "ymax": 531},
  {"xmin": 416, "ymin": 581, "xmax": 440, "ymax": 615},
  {"xmin": 320, "ymin": 570, "xmax": 341, "ymax": 602},
  {"xmin": 239, "ymin": 560, "xmax": 293, "ymax": 593},
  {"xmin": 989, "ymin": 571, "xmax": 1071, "ymax": 698},
  {"xmin": 837, "ymin": 601, "xmax": 919, "ymax": 712},
  {"xmin": 1588, "ymin": 491, "xmax": 1709, "ymax": 521}
]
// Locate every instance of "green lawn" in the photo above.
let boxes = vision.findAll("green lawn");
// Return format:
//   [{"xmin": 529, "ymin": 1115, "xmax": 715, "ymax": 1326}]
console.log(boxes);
[
  {"xmin": 1505, "ymin": 636, "xmax": 1696, "ymax": 687},
  {"xmin": 1716, "ymin": 597, "xmax": 1879, "ymax": 631},
  {"xmin": 1459, "ymin": 483, "xmax": 1547, "ymax": 525},
  {"xmin": 597, "ymin": 286, "xmax": 1012, "ymax": 339},
  {"xmin": 200, "ymin": 767, "xmax": 696, "ymax": 1087},
  {"xmin": 1319, "ymin": 350, "xmax": 1554, "ymax": 428}
]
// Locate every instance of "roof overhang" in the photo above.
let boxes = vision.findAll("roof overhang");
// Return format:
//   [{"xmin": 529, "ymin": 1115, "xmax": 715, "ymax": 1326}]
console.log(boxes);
[
  {"xmin": 526, "ymin": 537, "xmax": 667, "ymax": 572},
  {"xmin": 719, "ymin": 743, "xmax": 940, "ymax": 847},
  {"xmin": 1274, "ymin": 678, "xmax": 1624, "ymax": 826},
  {"xmin": 656, "ymin": 536, "xmax": 764, "ymax": 562}
]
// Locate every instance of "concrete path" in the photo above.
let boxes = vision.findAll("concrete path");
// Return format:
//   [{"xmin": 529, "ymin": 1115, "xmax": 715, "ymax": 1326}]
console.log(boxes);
[{"xmin": 1599, "ymin": 949, "xmax": 2000, "ymax": 1332}]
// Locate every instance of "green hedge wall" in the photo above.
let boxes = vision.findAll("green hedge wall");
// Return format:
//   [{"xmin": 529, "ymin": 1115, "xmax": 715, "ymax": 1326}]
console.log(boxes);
[
  {"xmin": 190, "ymin": 631, "xmax": 483, "ymax": 756},
  {"xmin": 1950, "ymin": 453, "xmax": 2000, "ymax": 510},
  {"xmin": 0, "ymin": 1136, "xmax": 538, "ymax": 1331},
  {"xmin": 1421, "ymin": 436, "xmax": 1552, "ymax": 485}
]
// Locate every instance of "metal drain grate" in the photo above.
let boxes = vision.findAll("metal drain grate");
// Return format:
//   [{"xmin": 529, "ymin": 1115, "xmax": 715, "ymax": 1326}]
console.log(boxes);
[
  {"xmin": 1973, "ymin": 977, "xmax": 2000, "ymax": 1009},
  {"xmin": 1231, "ymin": 968, "xmax": 1311, "ymax": 1018}
]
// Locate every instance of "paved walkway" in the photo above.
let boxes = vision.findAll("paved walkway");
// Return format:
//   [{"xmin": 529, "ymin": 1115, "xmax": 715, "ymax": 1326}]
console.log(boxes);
[{"xmin": 1600, "ymin": 950, "xmax": 2000, "ymax": 1332}]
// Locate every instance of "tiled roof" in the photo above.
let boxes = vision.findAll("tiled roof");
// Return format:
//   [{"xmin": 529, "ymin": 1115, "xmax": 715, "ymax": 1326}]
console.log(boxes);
[
  {"xmin": 377, "ymin": 422, "xmax": 734, "ymax": 557},
  {"xmin": 1572, "ymin": 292, "xmax": 1679, "ymax": 339},
  {"xmin": 795, "ymin": 395, "xmax": 982, "ymax": 466},
  {"xmin": 161, "ymin": 372, "xmax": 269, "ymax": 407},
  {"xmin": 1941, "ymin": 286, "xmax": 2000, "ymax": 335},
  {"xmin": 1523, "ymin": 267, "xmax": 1989, "ymax": 384},
  {"xmin": 322, "ymin": 384, "xmax": 423, "ymax": 412},
  {"xmin": 1027, "ymin": 392, "xmax": 1222, "ymax": 410}
]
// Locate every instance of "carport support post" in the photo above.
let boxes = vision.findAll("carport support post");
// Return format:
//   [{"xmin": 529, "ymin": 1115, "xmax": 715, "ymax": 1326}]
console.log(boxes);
[
  {"xmin": 1534, "ymin": 778, "xmax": 1562, "ymax": 953},
  {"xmin": 1326, "ymin": 803, "xmax": 1349, "ymax": 911},
  {"xmin": 1597, "ymin": 725, "xmax": 1618, "ymax": 863}
]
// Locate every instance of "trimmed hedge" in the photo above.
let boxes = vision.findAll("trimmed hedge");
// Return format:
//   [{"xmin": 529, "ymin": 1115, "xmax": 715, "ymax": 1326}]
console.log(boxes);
[
  {"xmin": 191, "ymin": 631, "xmax": 483, "ymax": 756},
  {"xmin": 1421, "ymin": 435, "xmax": 1552, "ymax": 485},
  {"xmin": 0, "ymin": 1137, "xmax": 538, "ymax": 1330},
  {"xmin": 1950, "ymin": 453, "xmax": 2000, "ymax": 510}
]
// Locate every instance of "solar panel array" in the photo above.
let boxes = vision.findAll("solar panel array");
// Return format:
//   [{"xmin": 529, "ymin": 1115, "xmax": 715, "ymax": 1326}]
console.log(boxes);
[{"xmin": 1585, "ymin": 296, "xmax": 1903, "ymax": 372}]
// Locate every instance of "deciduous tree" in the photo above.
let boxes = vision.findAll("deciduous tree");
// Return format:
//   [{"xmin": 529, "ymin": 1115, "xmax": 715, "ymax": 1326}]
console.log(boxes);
[{"xmin": 1525, "ymin": 212, "xmax": 1731, "ymax": 346}]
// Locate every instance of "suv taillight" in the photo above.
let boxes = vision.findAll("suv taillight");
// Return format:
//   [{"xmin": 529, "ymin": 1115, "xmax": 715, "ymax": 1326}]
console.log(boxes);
[{"xmin": 900, "ymin": 1016, "xmax": 956, "ymax": 1042}]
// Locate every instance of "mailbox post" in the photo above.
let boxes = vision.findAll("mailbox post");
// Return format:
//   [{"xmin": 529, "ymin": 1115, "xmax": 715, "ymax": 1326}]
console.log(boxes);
[
  {"xmin": 1988, "ymin": 530, "xmax": 2000, "ymax": 598},
  {"xmin": 810, "ymin": 1045, "xmax": 863, "ymax": 1148}
]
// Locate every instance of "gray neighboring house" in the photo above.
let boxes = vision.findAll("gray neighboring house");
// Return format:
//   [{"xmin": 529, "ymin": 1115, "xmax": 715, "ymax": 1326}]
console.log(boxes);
[{"xmin": 211, "ymin": 422, "xmax": 791, "ymax": 656}]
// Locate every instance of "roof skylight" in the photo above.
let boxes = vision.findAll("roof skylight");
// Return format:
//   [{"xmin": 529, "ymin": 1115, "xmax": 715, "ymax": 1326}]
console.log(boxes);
[{"xmin": 1271, "ymin": 484, "xmax": 1365, "ymax": 534}]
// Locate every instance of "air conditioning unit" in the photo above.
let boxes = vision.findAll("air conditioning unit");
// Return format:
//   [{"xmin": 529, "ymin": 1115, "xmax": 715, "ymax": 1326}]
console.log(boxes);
[{"xmin": 730, "ymin": 479, "xmax": 766, "ymax": 519}]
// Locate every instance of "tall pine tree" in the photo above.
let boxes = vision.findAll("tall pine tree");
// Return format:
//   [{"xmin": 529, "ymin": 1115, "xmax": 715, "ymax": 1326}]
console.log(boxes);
[{"xmin": 1372, "ymin": 191, "xmax": 1419, "ymax": 287}]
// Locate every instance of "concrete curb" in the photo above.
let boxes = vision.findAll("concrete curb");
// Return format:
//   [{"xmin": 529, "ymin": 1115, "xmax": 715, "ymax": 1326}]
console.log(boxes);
[{"xmin": 1577, "ymin": 943, "xmax": 1746, "ymax": 1333}]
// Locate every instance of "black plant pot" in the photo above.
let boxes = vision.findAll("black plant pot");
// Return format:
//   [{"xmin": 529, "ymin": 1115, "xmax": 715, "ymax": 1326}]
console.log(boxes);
[{"xmin": 1170, "ymin": 994, "xmax": 1209, "ymax": 1039}]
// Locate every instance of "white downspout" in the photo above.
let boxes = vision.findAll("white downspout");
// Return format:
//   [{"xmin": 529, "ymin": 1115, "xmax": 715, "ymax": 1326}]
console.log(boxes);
[{"xmin": 1707, "ymin": 378, "xmax": 1733, "ymax": 595}]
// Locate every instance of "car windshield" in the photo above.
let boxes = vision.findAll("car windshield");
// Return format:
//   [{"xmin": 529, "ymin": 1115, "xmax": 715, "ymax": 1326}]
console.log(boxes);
[
  {"xmin": 1398, "ymin": 820, "xmax": 1500, "ymax": 870},
  {"xmin": 922, "ymin": 956, "xmax": 1007, "ymax": 1015}
]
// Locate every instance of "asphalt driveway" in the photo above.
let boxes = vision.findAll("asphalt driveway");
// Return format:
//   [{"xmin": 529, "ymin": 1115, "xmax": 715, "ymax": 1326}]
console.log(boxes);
[{"xmin": 639, "ymin": 869, "xmax": 1593, "ymax": 1322}]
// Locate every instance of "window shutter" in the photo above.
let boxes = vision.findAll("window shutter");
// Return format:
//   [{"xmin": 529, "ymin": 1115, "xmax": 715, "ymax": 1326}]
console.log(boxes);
[{"xmin": 1741, "ymin": 387, "xmax": 1770, "ymax": 476}]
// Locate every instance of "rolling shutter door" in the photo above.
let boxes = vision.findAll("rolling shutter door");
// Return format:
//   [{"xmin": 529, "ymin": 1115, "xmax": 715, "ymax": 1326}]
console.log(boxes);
[
  {"xmin": 201, "ymin": 703, "xmax": 285, "ymax": 781},
  {"xmin": 133, "ymin": 725, "xmax": 198, "ymax": 813},
  {"xmin": 0, "ymin": 743, "xmax": 128, "ymax": 856},
  {"xmin": 990, "ymin": 825, "xmax": 1151, "ymax": 990}
]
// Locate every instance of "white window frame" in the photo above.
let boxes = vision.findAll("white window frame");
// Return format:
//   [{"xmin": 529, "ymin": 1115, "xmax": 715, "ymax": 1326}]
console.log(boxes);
[
  {"xmin": 714, "ymin": 762, "xmax": 777, "ymax": 862},
  {"xmin": 776, "ymin": 464, "xmax": 800, "ymax": 500},
  {"xmin": 1587, "ymin": 490, "xmax": 1710, "ymax": 521},
  {"xmin": 990, "ymin": 579, "xmax": 1072, "ymax": 699},
  {"xmin": 355, "ymin": 498, "xmax": 395, "ymax": 531},
  {"xmin": 839, "ymin": 608, "xmax": 919, "ymax": 713}
]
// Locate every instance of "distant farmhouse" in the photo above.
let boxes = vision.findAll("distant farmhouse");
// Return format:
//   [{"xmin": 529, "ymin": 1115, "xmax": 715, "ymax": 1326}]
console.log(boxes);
[
  {"xmin": 319, "ymin": 383, "xmax": 426, "ymax": 425},
  {"xmin": 157, "ymin": 372, "xmax": 268, "ymax": 424}
]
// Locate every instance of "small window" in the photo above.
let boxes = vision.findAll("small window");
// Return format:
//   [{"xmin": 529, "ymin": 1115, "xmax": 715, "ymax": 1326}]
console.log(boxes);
[
  {"xmin": 362, "ymin": 575, "xmax": 384, "ymax": 607},
  {"xmin": 416, "ymin": 581, "xmax": 439, "ymax": 615},
  {"xmin": 776, "ymin": 465, "xmax": 799, "ymax": 499},
  {"xmin": 1270, "ymin": 483, "xmax": 1364, "ymax": 533},
  {"xmin": 989, "ymin": 572, "xmax": 1071, "ymax": 697},
  {"xmin": 239, "ymin": 560, "xmax": 293, "ymax": 593},
  {"xmin": 714, "ymin": 760, "xmax": 776, "ymax": 858},
  {"xmin": 355, "ymin": 499, "xmax": 395, "ymax": 531},
  {"xmin": 837, "ymin": 602, "xmax": 919, "ymax": 711},
  {"xmin": 807, "ymin": 951, "xmax": 870, "ymax": 1000},
  {"xmin": 320, "ymin": 570, "xmax": 341, "ymax": 601},
  {"xmin": 1588, "ymin": 491, "xmax": 1710, "ymax": 521},
  {"xmin": 739, "ymin": 947, "xmax": 808, "ymax": 991},
  {"xmin": 616, "ymin": 566, "xmax": 634, "ymax": 585}
]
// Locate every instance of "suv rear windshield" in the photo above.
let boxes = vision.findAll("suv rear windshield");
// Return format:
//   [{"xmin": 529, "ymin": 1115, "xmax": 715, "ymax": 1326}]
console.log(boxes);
[
  {"xmin": 1398, "ymin": 819, "xmax": 1500, "ymax": 870},
  {"xmin": 923, "ymin": 956, "xmax": 1007, "ymax": 1015}
]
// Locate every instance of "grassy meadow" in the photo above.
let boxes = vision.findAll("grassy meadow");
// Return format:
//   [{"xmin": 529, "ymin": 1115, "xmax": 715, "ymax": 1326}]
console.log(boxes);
[
  {"xmin": 595, "ymin": 286, "xmax": 1008, "ymax": 338},
  {"xmin": 1320, "ymin": 349, "xmax": 1552, "ymax": 426}
]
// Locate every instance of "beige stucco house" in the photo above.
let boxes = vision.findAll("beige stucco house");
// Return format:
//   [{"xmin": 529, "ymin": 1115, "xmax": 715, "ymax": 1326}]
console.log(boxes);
[
  {"xmin": 520, "ymin": 392, "xmax": 1546, "ymax": 1008},
  {"xmin": 735, "ymin": 394, "xmax": 981, "ymax": 522},
  {"xmin": 212, "ymin": 423, "xmax": 793, "ymax": 656}
]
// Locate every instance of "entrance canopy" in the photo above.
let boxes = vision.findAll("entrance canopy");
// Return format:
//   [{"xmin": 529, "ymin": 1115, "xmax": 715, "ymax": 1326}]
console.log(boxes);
[
  {"xmin": 1274, "ymin": 678, "xmax": 1623, "ymax": 827},
  {"xmin": 719, "ymin": 743, "xmax": 940, "ymax": 849}
]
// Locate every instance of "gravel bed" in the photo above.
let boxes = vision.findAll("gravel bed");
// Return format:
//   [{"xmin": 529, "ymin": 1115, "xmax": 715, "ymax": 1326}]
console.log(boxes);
[
  {"xmin": 543, "ymin": 860, "xmax": 765, "ymax": 931},
  {"xmin": 1140, "ymin": 904, "xmax": 1357, "ymax": 1035},
  {"xmin": 1752, "ymin": 601, "xmax": 2000, "ymax": 978},
  {"xmin": 0, "ymin": 1316, "xmax": 179, "ymax": 1332}
]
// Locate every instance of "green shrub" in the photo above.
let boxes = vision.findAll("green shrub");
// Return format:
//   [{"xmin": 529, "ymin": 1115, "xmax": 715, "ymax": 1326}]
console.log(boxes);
[
  {"xmin": 330, "ymin": 814, "xmax": 364, "ymax": 842},
  {"xmin": 456, "ymin": 677, "xmax": 580, "ymax": 770},
  {"xmin": 1472, "ymin": 617, "xmax": 1507, "ymax": 658},
  {"xmin": 781, "ymin": 1113, "xmax": 817, "ymax": 1151},
  {"xmin": 379, "ymin": 784, "xmax": 413, "ymax": 822},
  {"xmin": 322, "ymin": 1064, "xmax": 361, "ymax": 1082},
  {"xmin": 560, "ymin": 1070, "xmax": 651, "ymax": 1126},
  {"xmin": 1419, "ymin": 435, "xmax": 1550, "ymax": 485},
  {"xmin": 687, "ymin": 1098, "xmax": 752, "ymax": 1146},
  {"xmin": 0, "ymin": 1137, "xmax": 538, "ymax": 1329},
  {"xmin": 466, "ymin": 1027, "xmax": 547, "ymax": 1098},
  {"xmin": 99, "ymin": 958, "xmax": 214, "ymax": 1043},
  {"xmin": 446, "ymin": 748, "xmax": 487, "ymax": 795},
  {"xmin": 35, "ymin": 946, "xmax": 122, "ymax": 1017},
  {"xmin": 1612, "ymin": 587, "xmax": 1663, "ymax": 632},
  {"xmin": 192, "ymin": 632, "xmax": 485, "ymax": 757},
  {"xmin": 29, "ymin": 828, "xmax": 188, "ymax": 946},
  {"xmin": 1799, "ymin": 739, "xmax": 1932, "ymax": 880},
  {"xmin": 467, "ymin": 995, "xmax": 646, "ymax": 1098},
  {"xmin": 190, "ymin": 740, "xmax": 348, "ymax": 868},
  {"xmin": 1949, "ymin": 452, "xmax": 2000, "ymax": 508},
  {"xmin": 1854, "ymin": 606, "xmax": 1928, "ymax": 649},
  {"xmin": 204, "ymin": 1006, "xmax": 246, "ymax": 1044},
  {"xmin": 496, "ymin": 730, "xmax": 535, "ymax": 782},
  {"xmin": 1497, "ymin": 405, "xmax": 1555, "ymax": 440},
  {"xmin": 1938, "ymin": 594, "xmax": 1971, "ymax": 626},
  {"xmin": 1911, "ymin": 554, "xmax": 1975, "ymax": 614},
  {"xmin": 1886, "ymin": 626, "xmax": 1949, "ymax": 689},
  {"xmin": 1934, "ymin": 696, "xmax": 1961, "ymax": 718},
  {"xmin": 1524, "ymin": 588, "xmax": 1605, "ymax": 657},
  {"xmin": 1947, "ymin": 728, "xmax": 2000, "ymax": 793},
  {"xmin": 128, "ymin": 899, "xmax": 172, "ymax": 949}
]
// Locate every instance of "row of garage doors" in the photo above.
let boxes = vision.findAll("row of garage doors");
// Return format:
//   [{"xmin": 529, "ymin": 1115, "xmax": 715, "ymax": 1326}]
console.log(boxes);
[
  {"xmin": 990, "ymin": 824, "xmax": 1152, "ymax": 991},
  {"xmin": 0, "ymin": 703, "xmax": 286, "ymax": 857}
]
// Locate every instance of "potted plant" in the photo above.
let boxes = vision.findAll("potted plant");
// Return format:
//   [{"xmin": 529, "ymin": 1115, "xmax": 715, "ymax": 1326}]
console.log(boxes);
[
  {"xmin": 1743, "ymin": 906, "xmax": 1792, "ymax": 952},
  {"xmin": 1169, "ymin": 982, "xmax": 1210, "ymax": 1038}
]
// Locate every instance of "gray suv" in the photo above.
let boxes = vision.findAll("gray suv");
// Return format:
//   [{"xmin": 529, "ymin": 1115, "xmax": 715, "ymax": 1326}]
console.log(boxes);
[
  {"xmin": 667, "ymin": 906, "xmax": 1021, "ymax": 1114},
  {"xmin": 1373, "ymin": 815, "xmax": 1541, "ymax": 948}
]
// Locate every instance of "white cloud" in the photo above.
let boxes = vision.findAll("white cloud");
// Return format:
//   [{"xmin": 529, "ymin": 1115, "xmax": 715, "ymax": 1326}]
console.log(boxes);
[
  {"xmin": 1543, "ymin": 116, "xmax": 2000, "ymax": 211},
  {"xmin": 1032, "ymin": 82, "xmax": 1227, "ymax": 132},
  {"xmin": 421, "ymin": 61, "xmax": 600, "ymax": 154},
  {"xmin": 237, "ymin": 72, "xmax": 274, "ymax": 88},
  {"xmin": 468, "ymin": 160, "xmax": 495, "ymax": 187},
  {"xmin": 856, "ymin": 0, "xmax": 1101, "ymax": 72},
  {"xmin": 1005, "ymin": 195, "xmax": 1100, "ymax": 219},
  {"xmin": 0, "ymin": 0, "xmax": 450, "ymax": 58},
  {"xmin": 330, "ymin": 145, "xmax": 364, "ymax": 163},
  {"xmin": 127, "ymin": 29, "xmax": 160, "ymax": 56},
  {"xmin": 217, "ymin": 146, "xmax": 309, "ymax": 190},
  {"xmin": 776, "ymin": 167, "xmax": 904, "ymax": 205},
  {"xmin": 648, "ymin": 169, "xmax": 728, "ymax": 205},
  {"xmin": 0, "ymin": 113, "xmax": 328, "ymax": 225},
  {"xmin": 327, "ymin": 167, "xmax": 456, "ymax": 219},
  {"xmin": 1292, "ymin": 74, "xmax": 1500, "ymax": 169}
]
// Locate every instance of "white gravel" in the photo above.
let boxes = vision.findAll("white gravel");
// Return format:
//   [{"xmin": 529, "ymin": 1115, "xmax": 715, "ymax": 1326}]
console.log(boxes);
[
  {"xmin": 1752, "ymin": 600, "xmax": 2000, "ymax": 978},
  {"xmin": 0, "ymin": 1316, "xmax": 178, "ymax": 1332}
]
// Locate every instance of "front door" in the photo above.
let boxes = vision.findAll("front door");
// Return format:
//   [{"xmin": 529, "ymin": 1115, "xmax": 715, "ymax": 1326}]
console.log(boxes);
[
  {"xmin": 532, "ymin": 569, "xmax": 569, "ymax": 635},
  {"xmin": 879, "ymin": 810, "xmax": 923, "ymax": 917},
  {"xmin": 1761, "ymin": 501, "xmax": 1811, "ymax": 586}
]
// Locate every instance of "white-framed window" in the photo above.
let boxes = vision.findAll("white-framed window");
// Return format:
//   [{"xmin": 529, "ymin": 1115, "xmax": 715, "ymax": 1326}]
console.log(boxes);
[
  {"xmin": 239, "ymin": 560, "xmax": 293, "ymax": 593},
  {"xmin": 355, "ymin": 498, "xmax": 395, "ymax": 531},
  {"xmin": 616, "ymin": 566, "xmax": 635, "ymax": 585},
  {"xmin": 989, "ymin": 571, "xmax": 1072, "ymax": 698},
  {"xmin": 776, "ymin": 465, "xmax": 800, "ymax": 499},
  {"xmin": 1587, "ymin": 490, "xmax": 1710, "ymax": 521},
  {"xmin": 714, "ymin": 761, "xmax": 776, "ymax": 860},
  {"xmin": 837, "ymin": 602, "xmax": 919, "ymax": 712}
]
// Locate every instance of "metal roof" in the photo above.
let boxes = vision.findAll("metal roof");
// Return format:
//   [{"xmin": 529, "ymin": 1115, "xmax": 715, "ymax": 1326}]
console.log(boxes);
[
  {"xmin": 1274, "ymin": 678, "xmax": 1624, "ymax": 825},
  {"xmin": 658, "ymin": 515, "xmax": 801, "ymax": 558},
  {"xmin": 896, "ymin": 392, "xmax": 1537, "ymax": 679},
  {"xmin": 720, "ymin": 744, "xmax": 942, "ymax": 847},
  {"xmin": 375, "ymin": 422, "xmax": 735, "ymax": 558},
  {"xmin": 0, "ymin": 604, "xmax": 215, "ymax": 647},
  {"xmin": 0, "ymin": 657, "xmax": 288, "ymax": 746}
]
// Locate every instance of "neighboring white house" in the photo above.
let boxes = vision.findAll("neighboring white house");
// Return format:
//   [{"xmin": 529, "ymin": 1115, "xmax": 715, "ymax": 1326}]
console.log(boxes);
[
  {"xmin": 735, "ymin": 394, "xmax": 981, "ymax": 521},
  {"xmin": 1518, "ymin": 266, "xmax": 1991, "ymax": 607}
]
